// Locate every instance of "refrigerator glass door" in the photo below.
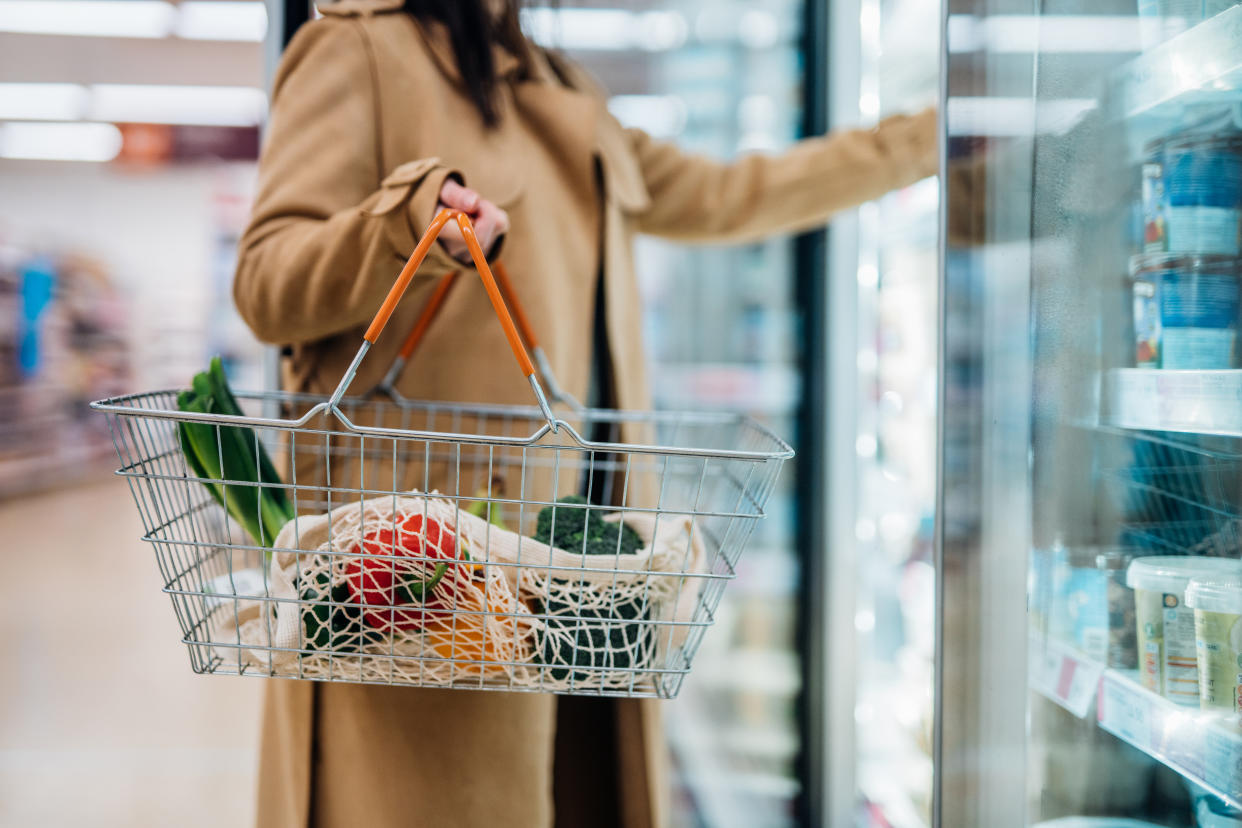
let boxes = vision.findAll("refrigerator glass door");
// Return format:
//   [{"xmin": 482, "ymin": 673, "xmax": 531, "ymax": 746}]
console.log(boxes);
[{"xmin": 942, "ymin": 0, "xmax": 1242, "ymax": 826}]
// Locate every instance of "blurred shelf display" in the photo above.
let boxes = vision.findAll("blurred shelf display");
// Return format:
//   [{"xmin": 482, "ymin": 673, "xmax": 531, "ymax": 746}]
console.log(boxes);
[
  {"xmin": 1102, "ymin": 369, "xmax": 1242, "ymax": 437},
  {"xmin": 0, "ymin": 244, "xmax": 131, "ymax": 496}
]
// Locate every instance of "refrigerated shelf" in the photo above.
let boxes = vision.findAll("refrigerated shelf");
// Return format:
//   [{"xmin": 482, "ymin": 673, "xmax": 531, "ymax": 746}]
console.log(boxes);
[
  {"xmin": 1029, "ymin": 636, "xmax": 1242, "ymax": 810},
  {"xmin": 1106, "ymin": 4, "xmax": 1242, "ymax": 122},
  {"xmin": 1101, "ymin": 368, "xmax": 1242, "ymax": 437}
]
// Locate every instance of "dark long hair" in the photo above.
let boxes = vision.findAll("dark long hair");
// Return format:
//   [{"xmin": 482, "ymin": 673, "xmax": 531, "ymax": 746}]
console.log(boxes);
[{"xmin": 403, "ymin": 0, "xmax": 533, "ymax": 127}]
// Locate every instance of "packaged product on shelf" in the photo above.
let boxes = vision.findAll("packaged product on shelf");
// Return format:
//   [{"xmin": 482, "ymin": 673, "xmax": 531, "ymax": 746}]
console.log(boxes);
[
  {"xmin": 1127, "ymin": 556, "xmax": 1242, "ymax": 705},
  {"xmin": 1163, "ymin": 133, "xmax": 1242, "ymax": 255},
  {"xmin": 1142, "ymin": 139, "xmax": 1168, "ymax": 252},
  {"xmin": 1186, "ymin": 568, "xmax": 1242, "ymax": 714},
  {"xmin": 1098, "ymin": 549, "xmax": 1139, "ymax": 668},
  {"xmin": 1050, "ymin": 543, "xmax": 1110, "ymax": 662},
  {"xmin": 1130, "ymin": 254, "xmax": 1241, "ymax": 369}
]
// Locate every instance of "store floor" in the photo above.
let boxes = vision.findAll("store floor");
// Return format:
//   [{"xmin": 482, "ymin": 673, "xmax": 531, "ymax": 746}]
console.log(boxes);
[{"xmin": 0, "ymin": 476, "xmax": 262, "ymax": 827}]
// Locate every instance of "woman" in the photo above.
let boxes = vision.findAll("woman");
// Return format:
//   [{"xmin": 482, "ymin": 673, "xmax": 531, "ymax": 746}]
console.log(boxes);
[{"xmin": 234, "ymin": 0, "xmax": 937, "ymax": 825}]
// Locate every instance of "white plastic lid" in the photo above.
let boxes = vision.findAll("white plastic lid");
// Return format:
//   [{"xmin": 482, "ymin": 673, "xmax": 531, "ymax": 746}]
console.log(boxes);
[
  {"xmin": 1125, "ymin": 556, "xmax": 1242, "ymax": 596},
  {"xmin": 1187, "ymin": 570, "xmax": 1242, "ymax": 615}
]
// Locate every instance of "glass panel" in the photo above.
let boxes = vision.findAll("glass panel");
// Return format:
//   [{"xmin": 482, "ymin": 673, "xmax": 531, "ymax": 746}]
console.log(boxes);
[
  {"xmin": 852, "ymin": 0, "xmax": 941, "ymax": 824},
  {"xmin": 544, "ymin": 1, "xmax": 808, "ymax": 824},
  {"xmin": 943, "ymin": 0, "xmax": 1242, "ymax": 824}
]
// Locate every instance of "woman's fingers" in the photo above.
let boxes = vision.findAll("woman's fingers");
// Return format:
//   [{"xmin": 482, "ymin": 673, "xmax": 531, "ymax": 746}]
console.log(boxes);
[
  {"xmin": 438, "ymin": 179, "xmax": 480, "ymax": 213},
  {"xmin": 434, "ymin": 179, "xmax": 508, "ymax": 264}
]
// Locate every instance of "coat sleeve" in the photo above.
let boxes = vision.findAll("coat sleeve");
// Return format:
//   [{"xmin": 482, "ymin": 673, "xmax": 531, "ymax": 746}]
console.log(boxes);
[
  {"xmin": 627, "ymin": 108, "xmax": 938, "ymax": 243},
  {"xmin": 234, "ymin": 16, "xmax": 461, "ymax": 346}
]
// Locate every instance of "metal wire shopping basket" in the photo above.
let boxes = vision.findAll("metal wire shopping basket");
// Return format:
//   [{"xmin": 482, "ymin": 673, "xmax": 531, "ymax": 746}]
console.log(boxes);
[{"xmin": 92, "ymin": 209, "xmax": 793, "ymax": 699}]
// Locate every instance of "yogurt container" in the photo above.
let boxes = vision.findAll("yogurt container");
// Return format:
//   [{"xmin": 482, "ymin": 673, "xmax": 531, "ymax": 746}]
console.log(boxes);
[
  {"xmin": 1186, "ymin": 567, "xmax": 1242, "ymax": 713},
  {"xmin": 1127, "ymin": 556, "xmax": 1242, "ymax": 705},
  {"xmin": 1131, "ymin": 254, "xmax": 1242, "ymax": 369},
  {"xmin": 1164, "ymin": 134, "xmax": 1242, "ymax": 255}
]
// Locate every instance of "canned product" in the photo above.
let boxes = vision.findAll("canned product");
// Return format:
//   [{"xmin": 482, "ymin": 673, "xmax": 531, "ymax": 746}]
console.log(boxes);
[
  {"xmin": 1130, "ymin": 253, "xmax": 1242, "ymax": 369},
  {"xmin": 1164, "ymin": 134, "xmax": 1242, "ymax": 255}
]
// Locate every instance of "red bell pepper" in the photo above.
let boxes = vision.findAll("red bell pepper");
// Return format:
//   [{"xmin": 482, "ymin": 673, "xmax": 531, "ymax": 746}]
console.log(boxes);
[{"xmin": 344, "ymin": 513, "xmax": 461, "ymax": 630}]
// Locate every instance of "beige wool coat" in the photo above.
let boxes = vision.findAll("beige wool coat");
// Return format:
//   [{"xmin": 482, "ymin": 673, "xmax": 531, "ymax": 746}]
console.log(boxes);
[{"xmin": 233, "ymin": 2, "xmax": 937, "ymax": 825}]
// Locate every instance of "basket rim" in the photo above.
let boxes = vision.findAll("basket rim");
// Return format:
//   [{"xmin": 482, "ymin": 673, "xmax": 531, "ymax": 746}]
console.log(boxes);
[{"xmin": 91, "ymin": 387, "xmax": 796, "ymax": 462}]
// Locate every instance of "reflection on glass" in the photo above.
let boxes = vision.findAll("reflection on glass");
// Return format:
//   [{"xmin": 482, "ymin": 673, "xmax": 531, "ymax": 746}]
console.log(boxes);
[{"xmin": 944, "ymin": 0, "xmax": 1242, "ymax": 823}]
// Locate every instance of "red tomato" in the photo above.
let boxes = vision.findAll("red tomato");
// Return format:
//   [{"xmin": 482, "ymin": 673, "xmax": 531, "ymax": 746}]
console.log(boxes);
[{"xmin": 344, "ymin": 514, "xmax": 460, "ymax": 630}]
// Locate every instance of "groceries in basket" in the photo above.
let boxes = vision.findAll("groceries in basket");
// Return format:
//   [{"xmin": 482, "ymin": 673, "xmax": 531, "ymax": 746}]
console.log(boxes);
[{"xmin": 215, "ymin": 492, "xmax": 705, "ymax": 690}]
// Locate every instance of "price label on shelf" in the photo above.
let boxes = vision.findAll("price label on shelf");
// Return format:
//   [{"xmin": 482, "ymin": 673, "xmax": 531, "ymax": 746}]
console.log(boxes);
[
  {"xmin": 1099, "ymin": 674, "xmax": 1152, "ymax": 751},
  {"xmin": 1030, "ymin": 637, "xmax": 1104, "ymax": 718}
]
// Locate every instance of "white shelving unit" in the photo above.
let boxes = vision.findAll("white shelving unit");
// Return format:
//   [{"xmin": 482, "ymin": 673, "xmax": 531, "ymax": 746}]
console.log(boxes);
[{"xmin": 1102, "ymin": 369, "xmax": 1242, "ymax": 437}]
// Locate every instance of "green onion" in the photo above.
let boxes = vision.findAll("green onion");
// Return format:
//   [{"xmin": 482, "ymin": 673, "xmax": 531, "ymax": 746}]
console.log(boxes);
[{"xmin": 176, "ymin": 358, "xmax": 294, "ymax": 548}]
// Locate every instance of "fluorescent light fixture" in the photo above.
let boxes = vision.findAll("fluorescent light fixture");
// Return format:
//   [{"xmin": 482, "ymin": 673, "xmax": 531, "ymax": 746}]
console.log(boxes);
[
  {"xmin": 0, "ymin": 0, "xmax": 175, "ymax": 38},
  {"xmin": 608, "ymin": 95, "xmax": 686, "ymax": 138},
  {"xmin": 0, "ymin": 83, "xmax": 88, "ymax": 121},
  {"xmin": 0, "ymin": 121, "xmax": 122, "ymax": 161},
  {"xmin": 522, "ymin": 7, "xmax": 687, "ymax": 51},
  {"xmin": 89, "ymin": 84, "xmax": 266, "ymax": 127},
  {"xmin": 947, "ymin": 15, "xmax": 1143, "ymax": 53},
  {"xmin": 175, "ymin": 1, "xmax": 267, "ymax": 42}
]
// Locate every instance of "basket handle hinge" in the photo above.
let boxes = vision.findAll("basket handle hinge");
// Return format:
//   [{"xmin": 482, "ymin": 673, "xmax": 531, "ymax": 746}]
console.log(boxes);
[{"xmin": 326, "ymin": 208, "xmax": 560, "ymax": 432}]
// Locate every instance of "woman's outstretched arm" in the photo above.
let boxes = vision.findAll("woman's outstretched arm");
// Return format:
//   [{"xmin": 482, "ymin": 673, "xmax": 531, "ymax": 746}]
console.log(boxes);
[{"xmin": 628, "ymin": 109, "xmax": 937, "ymax": 244}]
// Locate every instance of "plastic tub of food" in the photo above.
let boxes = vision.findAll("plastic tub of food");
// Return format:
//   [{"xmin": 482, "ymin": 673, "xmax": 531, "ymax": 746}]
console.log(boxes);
[
  {"xmin": 1164, "ymin": 133, "xmax": 1242, "ymax": 255},
  {"xmin": 1186, "ymin": 568, "xmax": 1242, "ymax": 713},
  {"xmin": 1127, "ymin": 556, "xmax": 1242, "ymax": 705},
  {"xmin": 1131, "ymin": 254, "xmax": 1242, "ymax": 369}
]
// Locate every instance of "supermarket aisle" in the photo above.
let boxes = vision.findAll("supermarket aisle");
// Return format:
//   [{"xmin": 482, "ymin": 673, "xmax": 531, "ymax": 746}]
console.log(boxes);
[{"xmin": 0, "ymin": 477, "xmax": 262, "ymax": 827}]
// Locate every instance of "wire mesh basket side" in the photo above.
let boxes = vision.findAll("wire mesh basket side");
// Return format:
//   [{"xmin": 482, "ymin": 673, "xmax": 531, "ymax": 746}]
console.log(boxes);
[{"xmin": 100, "ymin": 393, "xmax": 787, "ymax": 698}]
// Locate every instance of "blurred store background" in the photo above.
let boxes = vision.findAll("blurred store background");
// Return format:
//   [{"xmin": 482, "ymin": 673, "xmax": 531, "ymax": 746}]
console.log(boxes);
[{"xmin": 0, "ymin": 1, "xmax": 938, "ymax": 826}]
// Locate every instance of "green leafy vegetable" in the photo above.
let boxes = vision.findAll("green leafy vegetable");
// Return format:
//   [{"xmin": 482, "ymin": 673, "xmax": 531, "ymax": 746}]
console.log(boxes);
[
  {"xmin": 176, "ymin": 357, "xmax": 294, "ymax": 547},
  {"xmin": 533, "ymin": 494, "xmax": 643, "ymax": 556}
]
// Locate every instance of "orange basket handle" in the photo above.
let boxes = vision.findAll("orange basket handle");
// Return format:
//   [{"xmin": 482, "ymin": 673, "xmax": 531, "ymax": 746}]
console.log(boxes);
[
  {"xmin": 327, "ymin": 209, "xmax": 557, "ymax": 429},
  {"xmin": 379, "ymin": 258, "xmax": 583, "ymax": 409}
]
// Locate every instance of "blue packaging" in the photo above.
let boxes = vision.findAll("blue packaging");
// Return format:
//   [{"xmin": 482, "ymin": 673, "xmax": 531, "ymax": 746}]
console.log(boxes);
[
  {"xmin": 1164, "ymin": 135, "xmax": 1242, "ymax": 255},
  {"xmin": 1131, "ymin": 253, "xmax": 1242, "ymax": 369}
]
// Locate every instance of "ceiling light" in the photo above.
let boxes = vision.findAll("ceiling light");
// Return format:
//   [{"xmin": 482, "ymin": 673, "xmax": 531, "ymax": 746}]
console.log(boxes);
[
  {"xmin": 0, "ymin": 0, "xmax": 175, "ymax": 38},
  {"xmin": 0, "ymin": 121, "xmax": 123, "ymax": 162},
  {"xmin": 0, "ymin": 83, "xmax": 88, "ymax": 121},
  {"xmin": 89, "ymin": 84, "xmax": 267, "ymax": 127},
  {"xmin": 522, "ymin": 7, "xmax": 688, "ymax": 52},
  {"xmin": 175, "ymin": 1, "xmax": 267, "ymax": 42}
]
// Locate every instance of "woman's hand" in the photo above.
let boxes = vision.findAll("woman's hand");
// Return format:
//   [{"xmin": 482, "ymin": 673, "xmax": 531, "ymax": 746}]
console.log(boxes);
[{"xmin": 436, "ymin": 179, "xmax": 509, "ymax": 264}]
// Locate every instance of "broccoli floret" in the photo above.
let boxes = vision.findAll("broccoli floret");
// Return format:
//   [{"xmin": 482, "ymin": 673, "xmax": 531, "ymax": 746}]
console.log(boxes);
[{"xmin": 534, "ymin": 494, "xmax": 643, "ymax": 555}]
